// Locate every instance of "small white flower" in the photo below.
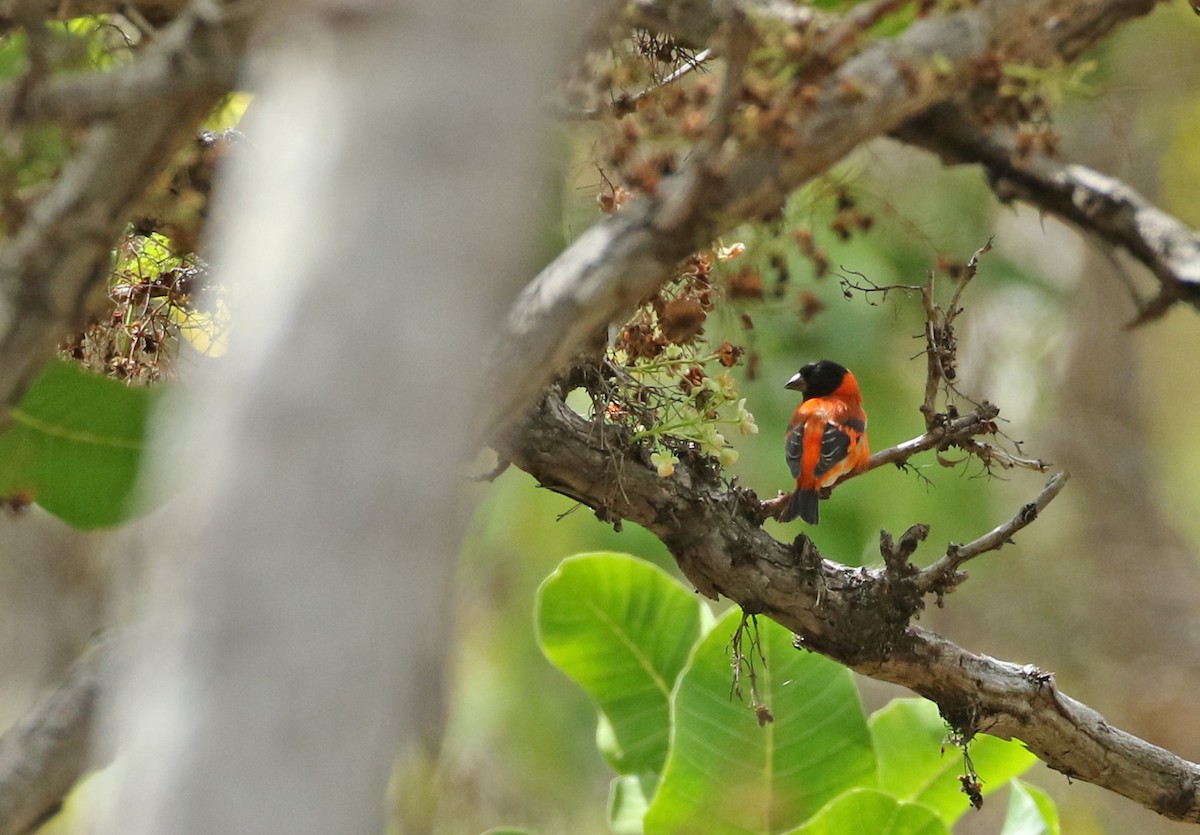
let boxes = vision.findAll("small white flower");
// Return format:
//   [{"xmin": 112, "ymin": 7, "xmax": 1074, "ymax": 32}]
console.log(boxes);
[{"xmin": 735, "ymin": 399, "xmax": 759, "ymax": 435}]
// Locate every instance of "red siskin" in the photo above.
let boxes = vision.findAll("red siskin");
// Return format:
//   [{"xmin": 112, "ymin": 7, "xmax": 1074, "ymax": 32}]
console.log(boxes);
[{"xmin": 779, "ymin": 360, "xmax": 870, "ymax": 524}]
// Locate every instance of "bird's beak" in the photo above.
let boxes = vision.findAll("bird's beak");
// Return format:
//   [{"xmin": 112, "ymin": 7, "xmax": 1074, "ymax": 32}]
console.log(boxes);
[{"xmin": 784, "ymin": 371, "xmax": 806, "ymax": 392}]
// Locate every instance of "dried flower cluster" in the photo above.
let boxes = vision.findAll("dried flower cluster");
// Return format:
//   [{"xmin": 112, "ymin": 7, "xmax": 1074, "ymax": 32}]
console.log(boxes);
[
  {"xmin": 601, "ymin": 245, "xmax": 757, "ymax": 476},
  {"xmin": 64, "ymin": 233, "xmax": 227, "ymax": 383}
]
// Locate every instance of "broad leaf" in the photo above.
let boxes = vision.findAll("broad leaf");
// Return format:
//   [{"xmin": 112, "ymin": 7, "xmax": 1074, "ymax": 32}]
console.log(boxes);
[
  {"xmin": 786, "ymin": 788, "xmax": 949, "ymax": 835},
  {"xmin": 1001, "ymin": 780, "xmax": 1060, "ymax": 835},
  {"xmin": 870, "ymin": 698, "xmax": 1038, "ymax": 826},
  {"xmin": 536, "ymin": 553, "xmax": 706, "ymax": 774},
  {"xmin": 0, "ymin": 360, "xmax": 160, "ymax": 528},
  {"xmin": 644, "ymin": 610, "xmax": 875, "ymax": 834}
]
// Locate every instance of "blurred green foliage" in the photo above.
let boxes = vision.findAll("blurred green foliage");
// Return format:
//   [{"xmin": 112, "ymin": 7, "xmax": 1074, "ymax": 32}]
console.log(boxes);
[
  {"xmin": 522, "ymin": 553, "xmax": 1052, "ymax": 835},
  {"xmin": 0, "ymin": 3, "xmax": 1195, "ymax": 834},
  {"xmin": 449, "ymin": 9, "xmax": 1200, "ymax": 831},
  {"xmin": 0, "ymin": 359, "xmax": 159, "ymax": 527}
]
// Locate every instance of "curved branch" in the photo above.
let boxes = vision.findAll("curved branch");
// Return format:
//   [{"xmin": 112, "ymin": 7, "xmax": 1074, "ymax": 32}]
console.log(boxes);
[
  {"xmin": 864, "ymin": 405, "xmax": 1000, "ymax": 474},
  {"xmin": 489, "ymin": 0, "xmax": 1162, "ymax": 430},
  {"xmin": 0, "ymin": 39, "xmax": 240, "ymax": 126},
  {"xmin": 859, "ymin": 627, "xmax": 1200, "ymax": 822},
  {"xmin": 917, "ymin": 470, "xmax": 1071, "ymax": 594},
  {"xmin": 495, "ymin": 387, "xmax": 1200, "ymax": 822},
  {"xmin": 894, "ymin": 104, "xmax": 1200, "ymax": 323}
]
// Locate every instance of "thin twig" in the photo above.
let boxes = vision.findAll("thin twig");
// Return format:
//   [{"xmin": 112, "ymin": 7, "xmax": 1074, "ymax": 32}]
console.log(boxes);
[
  {"xmin": 920, "ymin": 240, "xmax": 992, "ymax": 429},
  {"xmin": 864, "ymin": 404, "xmax": 1000, "ymax": 474},
  {"xmin": 950, "ymin": 237, "xmax": 992, "ymax": 313},
  {"xmin": 565, "ymin": 48, "xmax": 715, "ymax": 121},
  {"xmin": 957, "ymin": 437, "xmax": 1051, "ymax": 472},
  {"xmin": 917, "ymin": 471, "xmax": 1071, "ymax": 594},
  {"xmin": 920, "ymin": 277, "xmax": 942, "ymax": 426}
]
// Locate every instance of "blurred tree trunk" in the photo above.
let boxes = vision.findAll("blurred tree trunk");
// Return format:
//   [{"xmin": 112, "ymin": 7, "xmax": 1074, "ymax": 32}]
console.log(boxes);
[
  {"xmin": 0, "ymin": 514, "xmax": 106, "ymax": 727},
  {"xmin": 95, "ymin": 2, "xmax": 580, "ymax": 833},
  {"xmin": 942, "ymin": 152, "xmax": 1200, "ymax": 835},
  {"xmin": 1041, "ymin": 28, "xmax": 1200, "ymax": 772},
  {"xmin": 1052, "ymin": 250, "xmax": 1200, "ymax": 756},
  {"xmin": 1036, "ymin": 249, "xmax": 1200, "ymax": 833}
]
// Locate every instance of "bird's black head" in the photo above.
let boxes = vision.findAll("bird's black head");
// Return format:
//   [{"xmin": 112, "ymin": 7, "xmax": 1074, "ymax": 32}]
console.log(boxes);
[{"xmin": 784, "ymin": 360, "xmax": 849, "ymax": 400}]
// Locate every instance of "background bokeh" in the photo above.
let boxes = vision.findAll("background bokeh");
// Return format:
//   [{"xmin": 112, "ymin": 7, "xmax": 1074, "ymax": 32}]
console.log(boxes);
[
  {"xmin": 0, "ymin": 4, "xmax": 1198, "ymax": 834},
  {"xmin": 443, "ymin": 5, "xmax": 1200, "ymax": 833}
]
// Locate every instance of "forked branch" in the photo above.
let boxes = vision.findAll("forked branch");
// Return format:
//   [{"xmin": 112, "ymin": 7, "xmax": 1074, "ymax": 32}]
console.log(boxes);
[
  {"xmin": 917, "ymin": 470, "xmax": 1071, "ymax": 595},
  {"xmin": 493, "ymin": 385, "xmax": 1200, "ymax": 822}
]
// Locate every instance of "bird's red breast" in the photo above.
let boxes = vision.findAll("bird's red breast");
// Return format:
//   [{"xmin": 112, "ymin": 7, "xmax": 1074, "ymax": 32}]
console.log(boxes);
[{"xmin": 780, "ymin": 360, "xmax": 869, "ymax": 524}]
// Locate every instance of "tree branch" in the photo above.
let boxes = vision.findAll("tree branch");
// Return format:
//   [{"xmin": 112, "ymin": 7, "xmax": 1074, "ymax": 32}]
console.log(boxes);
[
  {"xmin": 864, "ymin": 405, "xmax": 1000, "ymax": 473},
  {"xmin": 858, "ymin": 627, "xmax": 1200, "ymax": 822},
  {"xmin": 488, "ymin": 0, "xmax": 1162, "ymax": 431},
  {"xmin": 894, "ymin": 104, "xmax": 1200, "ymax": 324},
  {"xmin": 917, "ymin": 470, "xmax": 1071, "ymax": 595},
  {"xmin": 0, "ymin": 633, "xmax": 115, "ymax": 835},
  {"xmin": 0, "ymin": 0, "xmax": 187, "ymax": 31},
  {"xmin": 495, "ymin": 385, "xmax": 1200, "ymax": 822},
  {"xmin": 0, "ymin": 36, "xmax": 240, "ymax": 126}
]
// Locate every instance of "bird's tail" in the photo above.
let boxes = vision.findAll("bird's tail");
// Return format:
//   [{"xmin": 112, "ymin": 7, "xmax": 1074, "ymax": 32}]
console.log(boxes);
[{"xmin": 779, "ymin": 489, "xmax": 819, "ymax": 524}]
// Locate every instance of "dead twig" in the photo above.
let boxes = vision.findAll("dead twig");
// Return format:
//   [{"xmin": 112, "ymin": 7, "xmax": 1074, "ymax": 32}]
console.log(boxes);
[{"xmin": 917, "ymin": 471, "xmax": 1071, "ymax": 595}]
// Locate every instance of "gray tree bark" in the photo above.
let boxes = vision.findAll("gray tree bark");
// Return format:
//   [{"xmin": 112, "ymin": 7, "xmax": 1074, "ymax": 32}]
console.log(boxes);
[{"xmin": 95, "ymin": 2, "xmax": 580, "ymax": 833}]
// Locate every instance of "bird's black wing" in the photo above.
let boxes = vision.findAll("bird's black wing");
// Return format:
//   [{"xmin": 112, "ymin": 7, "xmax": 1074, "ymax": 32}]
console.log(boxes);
[{"xmin": 813, "ymin": 421, "xmax": 854, "ymax": 479}]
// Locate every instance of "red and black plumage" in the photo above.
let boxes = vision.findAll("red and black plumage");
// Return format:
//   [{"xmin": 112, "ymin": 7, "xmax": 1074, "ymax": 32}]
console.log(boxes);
[{"xmin": 780, "ymin": 360, "xmax": 870, "ymax": 524}]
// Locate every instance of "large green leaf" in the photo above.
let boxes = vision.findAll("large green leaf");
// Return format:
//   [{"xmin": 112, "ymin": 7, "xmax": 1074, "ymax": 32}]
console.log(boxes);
[
  {"xmin": 644, "ymin": 610, "xmax": 875, "ymax": 834},
  {"xmin": 0, "ymin": 360, "xmax": 160, "ymax": 528},
  {"xmin": 1001, "ymin": 780, "xmax": 1060, "ymax": 835},
  {"xmin": 536, "ymin": 553, "xmax": 706, "ymax": 775},
  {"xmin": 870, "ymin": 698, "xmax": 1038, "ymax": 826},
  {"xmin": 786, "ymin": 789, "xmax": 949, "ymax": 835}
]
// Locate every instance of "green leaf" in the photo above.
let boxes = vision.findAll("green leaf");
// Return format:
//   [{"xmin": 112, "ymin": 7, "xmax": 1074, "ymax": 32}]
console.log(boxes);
[
  {"xmin": 609, "ymin": 773, "xmax": 655, "ymax": 835},
  {"xmin": 0, "ymin": 360, "xmax": 160, "ymax": 528},
  {"xmin": 536, "ymin": 553, "xmax": 706, "ymax": 775},
  {"xmin": 1001, "ymin": 780, "xmax": 1060, "ymax": 835},
  {"xmin": 644, "ymin": 611, "xmax": 875, "ymax": 834},
  {"xmin": 786, "ymin": 789, "xmax": 949, "ymax": 835},
  {"xmin": 870, "ymin": 699, "xmax": 1038, "ymax": 826}
]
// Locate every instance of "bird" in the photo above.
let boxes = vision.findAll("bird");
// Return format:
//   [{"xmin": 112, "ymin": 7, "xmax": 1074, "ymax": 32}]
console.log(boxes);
[{"xmin": 779, "ymin": 360, "xmax": 870, "ymax": 524}]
